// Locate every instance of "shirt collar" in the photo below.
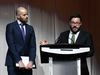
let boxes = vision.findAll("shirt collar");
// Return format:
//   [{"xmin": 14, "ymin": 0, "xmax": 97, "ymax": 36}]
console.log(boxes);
[
  {"xmin": 70, "ymin": 30, "xmax": 80, "ymax": 35},
  {"xmin": 17, "ymin": 19, "xmax": 23, "ymax": 25}
]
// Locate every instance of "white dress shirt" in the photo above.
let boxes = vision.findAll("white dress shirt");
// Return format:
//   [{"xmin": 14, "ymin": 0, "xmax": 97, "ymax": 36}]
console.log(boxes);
[
  {"xmin": 17, "ymin": 20, "xmax": 26, "ymax": 35},
  {"xmin": 68, "ymin": 30, "xmax": 80, "ymax": 44}
]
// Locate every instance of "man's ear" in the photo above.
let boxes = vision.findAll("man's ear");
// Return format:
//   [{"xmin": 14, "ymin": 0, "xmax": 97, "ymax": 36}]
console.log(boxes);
[
  {"xmin": 16, "ymin": 14, "xmax": 20, "ymax": 19},
  {"xmin": 69, "ymin": 22, "xmax": 71, "ymax": 25},
  {"xmin": 80, "ymin": 22, "xmax": 82, "ymax": 26}
]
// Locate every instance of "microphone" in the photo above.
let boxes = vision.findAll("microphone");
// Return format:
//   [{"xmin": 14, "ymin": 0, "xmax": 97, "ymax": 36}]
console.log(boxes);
[
  {"xmin": 54, "ymin": 37, "xmax": 59, "ymax": 44},
  {"xmin": 54, "ymin": 37, "xmax": 75, "ymax": 44},
  {"xmin": 68, "ymin": 37, "xmax": 75, "ymax": 44}
]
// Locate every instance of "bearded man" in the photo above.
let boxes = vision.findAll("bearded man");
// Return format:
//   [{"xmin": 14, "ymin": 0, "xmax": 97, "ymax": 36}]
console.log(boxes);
[
  {"xmin": 40, "ymin": 13, "xmax": 94, "ymax": 75},
  {"xmin": 5, "ymin": 7, "xmax": 36, "ymax": 75}
]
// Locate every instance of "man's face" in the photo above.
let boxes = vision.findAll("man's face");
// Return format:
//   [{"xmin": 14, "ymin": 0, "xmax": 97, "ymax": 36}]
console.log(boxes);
[
  {"xmin": 17, "ymin": 9, "xmax": 28, "ymax": 24},
  {"xmin": 69, "ymin": 18, "xmax": 82, "ymax": 33}
]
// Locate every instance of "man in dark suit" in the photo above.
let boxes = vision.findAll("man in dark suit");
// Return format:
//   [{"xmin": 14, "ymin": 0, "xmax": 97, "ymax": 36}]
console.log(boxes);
[
  {"xmin": 5, "ymin": 7, "xmax": 36, "ymax": 75},
  {"xmin": 40, "ymin": 14, "xmax": 94, "ymax": 75}
]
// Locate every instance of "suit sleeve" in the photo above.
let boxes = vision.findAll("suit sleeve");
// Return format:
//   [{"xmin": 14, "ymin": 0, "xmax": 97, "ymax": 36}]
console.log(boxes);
[
  {"xmin": 85, "ymin": 33, "xmax": 94, "ymax": 57},
  {"xmin": 29, "ymin": 27, "xmax": 36, "ymax": 62},
  {"xmin": 6, "ymin": 24, "xmax": 22, "ymax": 63},
  {"xmin": 55, "ymin": 33, "xmax": 63, "ymax": 44}
]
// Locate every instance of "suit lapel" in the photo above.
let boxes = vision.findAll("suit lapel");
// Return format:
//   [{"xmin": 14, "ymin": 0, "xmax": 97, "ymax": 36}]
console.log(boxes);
[
  {"xmin": 66, "ymin": 30, "xmax": 70, "ymax": 43},
  {"xmin": 75, "ymin": 30, "xmax": 83, "ymax": 44},
  {"xmin": 24, "ymin": 24, "xmax": 29, "ymax": 42},
  {"xmin": 15, "ymin": 21, "xmax": 23, "ymax": 35},
  {"xmin": 15, "ymin": 21, "xmax": 25, "ymax": 42}
]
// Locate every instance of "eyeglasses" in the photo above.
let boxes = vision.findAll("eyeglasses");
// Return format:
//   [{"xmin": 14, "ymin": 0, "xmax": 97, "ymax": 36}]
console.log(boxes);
[{"xmin": 70, "ymin": 22, "xmax": 81, "ymax": 26}]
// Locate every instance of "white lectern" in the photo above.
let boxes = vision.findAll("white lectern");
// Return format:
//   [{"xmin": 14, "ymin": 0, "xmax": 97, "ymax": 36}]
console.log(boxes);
[{"xmin": 40, "ymin": 44, "xmax": 90, "ymax": 75}]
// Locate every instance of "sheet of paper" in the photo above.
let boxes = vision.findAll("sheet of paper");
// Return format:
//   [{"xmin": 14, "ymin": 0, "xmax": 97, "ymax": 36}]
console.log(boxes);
[{"xmin": 16, "ymin": 56, "xmax": 35, "ymax": 67}]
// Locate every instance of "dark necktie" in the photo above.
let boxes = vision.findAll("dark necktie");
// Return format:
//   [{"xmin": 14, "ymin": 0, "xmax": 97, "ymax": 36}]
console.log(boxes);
[
  {"xmin": 71, "ymin": 33, "xmax": 75, "ymax": 44},
  {"xmin": 20, "ymin": 23, "xmax": 25, "ymax": 41}
]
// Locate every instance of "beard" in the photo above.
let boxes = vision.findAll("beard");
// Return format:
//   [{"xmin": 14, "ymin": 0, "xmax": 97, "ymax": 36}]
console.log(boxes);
[
  {"xmin": 20, "ymin": 17, "xmax": 28, "ymax": 24},
  {"xmin": 70, "ymin": 25, "xmax": 81, "ymax": 34}
]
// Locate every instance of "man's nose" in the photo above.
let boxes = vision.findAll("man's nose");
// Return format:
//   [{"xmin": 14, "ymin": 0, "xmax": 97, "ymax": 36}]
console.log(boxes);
[
  {"xmin": 74, "ymin": 23, "xmax": 77, "ymax": 26},
  {"xmin": 26, "ymin": 15, "xmax": 28, "ymax": 18}
]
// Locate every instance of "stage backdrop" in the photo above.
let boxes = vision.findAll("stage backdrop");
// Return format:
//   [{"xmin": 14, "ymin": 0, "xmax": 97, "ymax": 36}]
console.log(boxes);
[{"xmin": 0, "ymin": 0, "xmax": 100, "ymax": 75}]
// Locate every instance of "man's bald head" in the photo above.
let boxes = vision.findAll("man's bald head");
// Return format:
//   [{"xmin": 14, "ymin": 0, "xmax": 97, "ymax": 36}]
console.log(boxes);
[
  {"xmin": 16, "ymin": 7, "xmax": 28, "ymax": 24},
  {"xmin": 16, "ymin": 7, "xmax": 27, "ymax": 15}
]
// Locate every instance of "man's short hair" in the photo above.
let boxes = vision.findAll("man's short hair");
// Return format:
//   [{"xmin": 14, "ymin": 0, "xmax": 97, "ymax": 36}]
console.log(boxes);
[
  {"xmin": 16, "ymin": 8, "xmax": 20, "ymax": 15},
  {"xmin": 69, "ymin": 13, "xmax": 82, "ymax": 22}
]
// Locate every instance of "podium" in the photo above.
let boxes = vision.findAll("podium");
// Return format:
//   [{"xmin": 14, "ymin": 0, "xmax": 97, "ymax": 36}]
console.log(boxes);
[{"xmin": 40, "ymin": 44, "xmax": 90, "ymax": 75}]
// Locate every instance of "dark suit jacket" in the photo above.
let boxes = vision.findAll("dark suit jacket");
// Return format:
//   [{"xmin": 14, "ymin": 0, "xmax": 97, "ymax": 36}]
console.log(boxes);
[
  {"xmin": 5, "ymin": 21, "xmax": 36, "ymax": 66},
  {"xmin": 56, "ymin": 30, "xmax": 94, "ymax": 75}
]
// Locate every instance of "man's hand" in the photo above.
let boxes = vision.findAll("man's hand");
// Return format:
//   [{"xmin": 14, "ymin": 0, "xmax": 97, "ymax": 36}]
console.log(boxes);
[
  {"xmin": 25, "ymin": 61, "xmax": 33, "ymax": 69},
  {"xmin": 18, "ymin": 61, "xmax": 25, "ymax": 69},
  {"xmin": 40, "ymin": 40, "xmax": 48, "ymax": 45}
]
